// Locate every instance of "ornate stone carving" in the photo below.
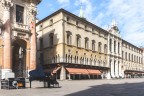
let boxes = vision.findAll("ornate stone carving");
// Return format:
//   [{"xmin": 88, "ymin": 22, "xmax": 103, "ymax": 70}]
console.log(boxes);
[
  {"xmin": 1, "ymin": 0, "xmax": 13, "ymax": 10},
  {"xmin": 30, "ymin": 3, "xmax": 37, "ymax": 16}
]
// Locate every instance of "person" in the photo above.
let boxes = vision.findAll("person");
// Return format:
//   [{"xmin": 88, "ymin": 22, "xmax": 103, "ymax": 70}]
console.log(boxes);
[{"xmin": 50, "ymin": 73, "xmax": 59, "ymax": 87}]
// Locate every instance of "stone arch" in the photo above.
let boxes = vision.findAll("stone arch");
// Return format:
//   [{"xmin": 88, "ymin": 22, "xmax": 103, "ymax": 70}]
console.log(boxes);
[{"xmin": 12, "ymin": 39, "xmax": 30, "ymax": 77}]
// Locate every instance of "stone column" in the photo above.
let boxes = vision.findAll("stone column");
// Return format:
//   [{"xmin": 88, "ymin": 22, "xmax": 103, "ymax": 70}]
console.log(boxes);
[
  {"xmin": 115, "ymin": 59, "xmax": 119, "ymax": 77},
  {"xmin": 111, "ymin": 59, "xmax": 115, "ymax": 78},
  {"xmin": 111, "ymin": 38, "xmax": 114, "ymax": 54},
  {"xmin": 30, "ymin": 4, "xmax": 37, "ymax": 70},
  {"xmin": 1, "ymin": 0, "xmax": 13, "ymax": 79},
  {"xmin": 60, "ymin": 65, "xmax": 66, "ymax": 80}
]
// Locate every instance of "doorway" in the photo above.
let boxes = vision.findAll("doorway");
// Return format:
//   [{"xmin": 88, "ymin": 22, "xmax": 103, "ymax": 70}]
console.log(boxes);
[{"xmin": 12, "ymin": 39, "xmax": 27, "ymax": 77}]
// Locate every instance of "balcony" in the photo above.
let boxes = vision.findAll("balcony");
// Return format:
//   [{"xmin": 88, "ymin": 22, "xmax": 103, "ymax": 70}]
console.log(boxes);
[{"xmin": 13, "ymin": 23, "xmax": 30, "ymax": 33}]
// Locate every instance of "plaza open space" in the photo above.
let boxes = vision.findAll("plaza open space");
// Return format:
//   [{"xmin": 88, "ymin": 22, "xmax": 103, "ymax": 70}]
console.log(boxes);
[{"xmin": 0, "ymin": 78, "xmax": 144, "ymax": 96}]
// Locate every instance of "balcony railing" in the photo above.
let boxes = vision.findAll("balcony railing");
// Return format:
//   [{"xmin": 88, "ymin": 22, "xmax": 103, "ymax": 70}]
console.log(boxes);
[{"xmin": 13, "ymin": 23, "xmax": 30, "ymax": 32}]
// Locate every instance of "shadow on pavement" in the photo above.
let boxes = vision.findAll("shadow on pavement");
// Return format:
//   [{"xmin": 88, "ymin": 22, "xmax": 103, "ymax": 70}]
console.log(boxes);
[{"xmin": 65, "ymin": 82, "xmax": 144, "ymax": 96}]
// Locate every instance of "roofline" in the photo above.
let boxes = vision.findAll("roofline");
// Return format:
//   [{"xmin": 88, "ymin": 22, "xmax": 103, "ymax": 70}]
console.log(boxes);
[
  {"xmin": 36, "ymin": 8, "xmax": 108, "ymax": 33},
  {"xmin": 36, "ymin": 8, "xmax": 143, "ymax": 50},
  {"xmin": 122, "ymin": 39, "xmax": 143, "ymax": 51}
]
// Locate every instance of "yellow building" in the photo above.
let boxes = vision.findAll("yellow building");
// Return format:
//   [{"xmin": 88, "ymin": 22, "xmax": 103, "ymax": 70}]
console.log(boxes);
[{"xmin": 36, "ymin": 9, "xmax": 144, "ymax": 80}]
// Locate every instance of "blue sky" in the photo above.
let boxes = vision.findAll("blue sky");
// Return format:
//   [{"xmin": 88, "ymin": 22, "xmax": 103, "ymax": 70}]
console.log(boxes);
[{"xmin": 37, "ymin": 0, "xmax": 144, "ymax": 47}]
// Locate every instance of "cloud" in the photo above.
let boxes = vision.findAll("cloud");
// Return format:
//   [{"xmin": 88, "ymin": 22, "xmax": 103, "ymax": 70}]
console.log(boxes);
[
  {"xmin": 57, "ymin": 0, "xmax": 70, "ymax": 8},
  {"xmin": 50, "ymin": 0, "xmax": 144, "ymax": 47},
  {"xmin": 93, "ymin": 0, "xmax": 144, "ymax": 47}
]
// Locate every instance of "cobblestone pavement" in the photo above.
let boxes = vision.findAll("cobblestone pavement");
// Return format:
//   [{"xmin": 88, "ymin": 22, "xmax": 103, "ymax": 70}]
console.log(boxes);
[{"xmin": 0, "ymin": 78, "xmax": 144, "ymax": 96}]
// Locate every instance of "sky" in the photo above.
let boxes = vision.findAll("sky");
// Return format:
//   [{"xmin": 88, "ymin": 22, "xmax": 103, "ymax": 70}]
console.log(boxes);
[{"xmin": 37, "ymin": 0, "xmax": 144, "ymax": 47}]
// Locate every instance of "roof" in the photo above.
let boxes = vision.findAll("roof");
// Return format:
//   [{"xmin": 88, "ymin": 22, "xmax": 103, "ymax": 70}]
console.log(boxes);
[
  {"xmin": 36, "ymin": 8, "xmax": 143, "ymax": 50},
  {"xmin": 36, "ymin": 8, "xmax": 108, "ymax": 34}
]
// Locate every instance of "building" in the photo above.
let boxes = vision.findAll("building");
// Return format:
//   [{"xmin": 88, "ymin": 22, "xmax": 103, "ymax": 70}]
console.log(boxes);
[
  {"xmin": 0, "ymin": 0, "xmax": 41, "ymax": 79},
  {"xmin": 36, "ymin": 9, "xmax": 144, "ymax": 80}
]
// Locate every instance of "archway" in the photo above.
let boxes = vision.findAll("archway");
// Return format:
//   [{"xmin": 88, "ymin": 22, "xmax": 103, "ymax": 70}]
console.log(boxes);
[{"xmin": 12, "ymin": 39, "xmax": 27, "ymax": 77}]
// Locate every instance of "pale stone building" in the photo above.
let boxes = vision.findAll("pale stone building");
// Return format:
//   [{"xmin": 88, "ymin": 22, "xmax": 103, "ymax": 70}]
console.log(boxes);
[
  {"xmin": 0, "ymin": 0, "xmax": 41, "ymax": 79},
  {"xmin": 36, "ymin": 9, "xmax": 144, "ymax": 80}
]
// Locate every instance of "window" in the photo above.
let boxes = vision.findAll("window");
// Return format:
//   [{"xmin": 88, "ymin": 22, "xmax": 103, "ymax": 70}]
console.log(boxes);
[
  {"xmin": 118, "ymin": 42, "xmax": 120, "ymax": 54},
  {"xmin": 85, "ymin": 25, "xmax": 87, "ymax": 30},
  {"xmin": 39, "ymin": 38, "xmax": 43, "ymax": 50},
  {"xmin": 92, "ymin": 40, "xmax": 95, "ymax": 51},
  {"xmin": 76, "ymin": 34, "xmax": 81, "ymax": 47},
  {"xmin": 114, "ymin": 41, "xmax": 116, "ymax": 53},
  {"xmin": 104, "ymin": 44, "xmax": 107, "ymax": 53},
  {"xmin": 16, "ymin": 5, "xmax": 24, "ymax": 23},
  {"xmin": 76, "ymin": 21, "xmax": 79, "ymax": 26},
  {"xmin": 129, "ymin": 53, "xmax": 131, "ymax": 61},
  {"xmin": 49, "ymin": 33, "xmax": 54, "ymax": 46},
  {"xmin": 66, "ymin": 17, "xmax": 70, "ymax": 22},
  {"xmin": 125, "ymin": 52, "xmax": 127, "ymax": 60},
  {"xmin": 39, "ymin": 25, "xmax": 43, "ymax": 30},
  {"xmin": 122, "ymin": 51, "xmax": 124, "ymax": 59},
  {"xmin": 67, "ymin": 31, "xmax": 72, "ymax": 45},
  {"xmin": 85, "ymin": 37, "xmax": 89, "ymax": 49},
  {"xmin": 92, "ymin": 28, "xmax": 94, "ymax": 32},
  {"xmin": 50, "ymin": 19, "xmax": 53, "ymax": 25},
  {"xmin": 109, "ymin": 39, "xmax": 112, "ymax": 52},
  {"xmin": 98, "ymin": 42, "xmax": 102, "ymax": 53},
  {"xmin": 132, "ymin": 54, "xmax": 133, "ymax": 61}
]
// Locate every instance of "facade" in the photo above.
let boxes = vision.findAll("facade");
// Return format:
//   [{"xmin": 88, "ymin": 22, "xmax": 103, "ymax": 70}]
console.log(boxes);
[
  {"xmin": 0, "ymin": 0, "xmax": 41, "ymax": 79},
  {"xmin": 36, "ymin": 9, "xmax": 144, "ymax": 80}
]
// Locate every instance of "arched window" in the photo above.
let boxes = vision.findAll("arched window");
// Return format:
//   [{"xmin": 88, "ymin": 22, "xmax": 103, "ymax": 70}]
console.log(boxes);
[
  {"xmin": 129, "ymin": 53, "xmax": 131, "ymax": 61},
  {"xmin": 109, "ymin": 39, "xmax": 112, "ymax": 52},
  {"xmin": 98, "ymin": 42, "xmax": 102, "ymax": 53},
  {"xmin": 90, "ymin": 59, "xmax": 92, "ymax": 65},
  {"xmin": 114, "ymin": 41, "xmax": 116, "ymax": 53},
  {"xmin": 92, "ymin": 40, "xmax": 95, "ymax": 51},
  {"xmin": 131, "ymin": 54, "xmax": 133, "ymax": 61},
  {"xmin": 85, "ymin": 37, "xmax": 89, "ymax": 49},
  {"xmin": 76, "ymin": 34, "xmax": 81, "ymax": 47},
  {"xmin": 98, "ymin": 60, "xmax": 100, "ymax": 66},
  {"xmin": 71, "ymin": 55, "xmax": 73, "ymax": 63},
  {"xmin": 94, "ymin": 59, "xmax": 96, "ymax": 66},
  {"xmin": 118, "ymin": 42, "xmax": 120, "ymax": 54},
  {"xmin": 125, "ymin": 52, "xmax": 127, "ymax": 60},
  {"xmin": 104, "ymin": 44, "xmax": 107, "ymax": 53},
  {"xmin": 87, "ymin": 58, "xmax": 89, "ymax": 65},
  {"xmin": 80, "ymin": 57, "xmax": 83, "ymax": 64},
  {"xmin": 74, "ymin": 56, "xmax": 76, "ymax": 63},
  {"xmin": 122, "ymin": 51, "xmax": 124, "ymax": 59},
  {"xmin": 66, "ymin": 31, "xmax": 72, "ymax": 45},
  {"xmin": 68, "ymin": 55, "xmax": 71, "ymax": 63},
  {"xmin": 76, "ymin": 56, "xmax": 78, "ymax": 63},
  {"xmin": 49, "ymin": 33, "xmax": 54, "ymax": 46}
]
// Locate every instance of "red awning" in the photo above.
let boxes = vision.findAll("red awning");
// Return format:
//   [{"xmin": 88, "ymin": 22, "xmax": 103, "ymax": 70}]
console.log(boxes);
[
  {"xmin": 66, "ymin": 68, "xmax": 101, "ymax": 75},
  {"xmin": 87, "ymin": 69, "xmax": 101, "ymax": 75},
  {"xmin": 66, "ymin": 68, "xmax": 89, "ymax": 74}
]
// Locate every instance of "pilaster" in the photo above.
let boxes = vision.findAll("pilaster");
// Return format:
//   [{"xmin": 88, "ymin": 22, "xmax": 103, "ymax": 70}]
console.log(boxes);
[
  {"xmin": 2, "ymin": 0, "xmax": 13, "ymax": 72},
  {"xmin": 29, "ymin": 3, "xmax": 37, "ymax": 70}
]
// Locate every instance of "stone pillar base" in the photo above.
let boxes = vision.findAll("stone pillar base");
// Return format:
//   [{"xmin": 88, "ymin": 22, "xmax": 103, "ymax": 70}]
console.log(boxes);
[
  {"xmin": 1, "ymin": 69, "xmax": 14, "ymax": 79},
  {"xmin": 106, "ymin": 72, "xmax": 111, "ymax": 79}
]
